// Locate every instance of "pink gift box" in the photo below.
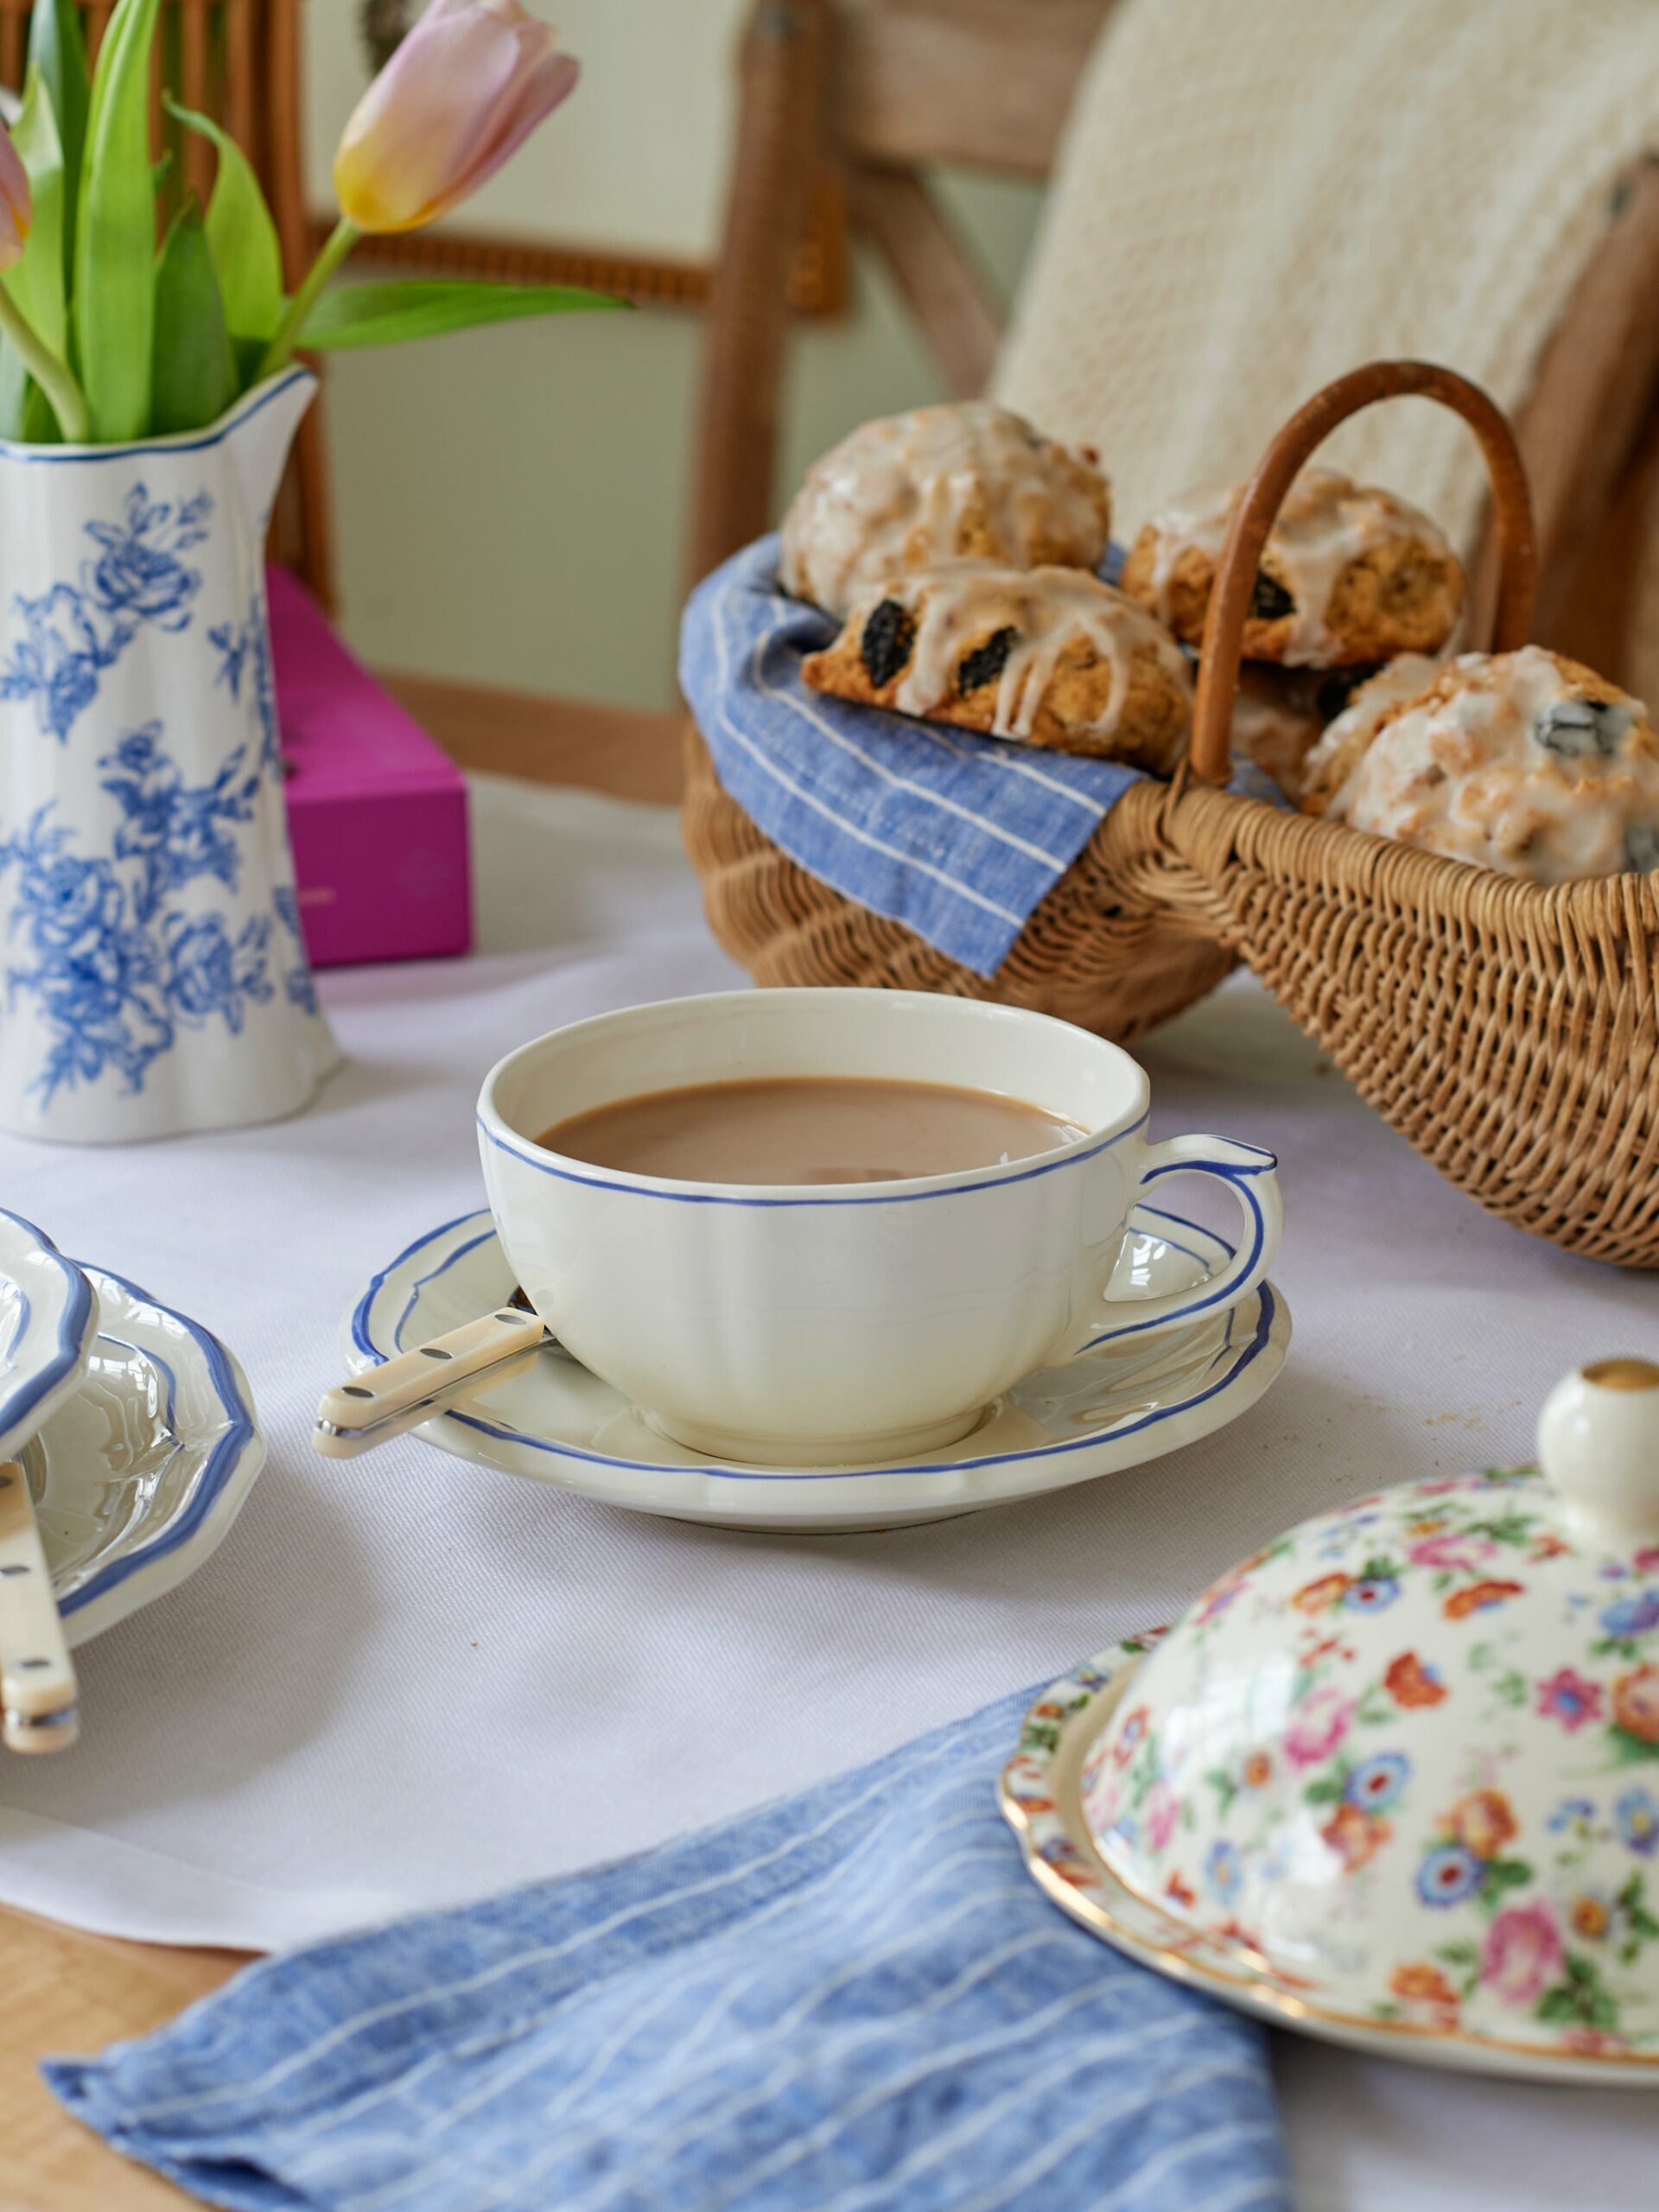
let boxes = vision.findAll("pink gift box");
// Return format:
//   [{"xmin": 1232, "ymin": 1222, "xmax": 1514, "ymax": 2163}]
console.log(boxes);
[{"xmin": 268, "ymin": 565, "xmax": 473, "ymax": 969}]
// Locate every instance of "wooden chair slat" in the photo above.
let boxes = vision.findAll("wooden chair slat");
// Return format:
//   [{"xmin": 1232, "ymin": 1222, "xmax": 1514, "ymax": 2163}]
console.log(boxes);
[
  {"xmin": 265, "ymin": 0, "xmax": 335, "ymax": 606},
  {"xmin": 833, "ymin": 0, "xmax": 1109, "ymax": 177},
  {"xmin": 225, "ymin": 0, "xmax": 256, "ymax": 163},
  {"xmin": 1515, "ymin": 163, "xmax": 1659, "ymax": 634},
  {"xmin": 689, "ymin": 0, "xmax": 829, "ymax": 583},
  {"xmin": 848, "ymin": 162, "xmax": 1002, "ymax": 398},
  {"xmin": 179, "ymin": 0, "xmax": 214, "ymax": 201}
]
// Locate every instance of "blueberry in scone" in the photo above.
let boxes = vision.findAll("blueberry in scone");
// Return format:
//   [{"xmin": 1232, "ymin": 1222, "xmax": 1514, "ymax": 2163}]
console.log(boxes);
[
  {"xmin": 1249, "ymin": 571, "xmax": 1297, "ymax": 624},
  {"xmin": 1533, "ymin": 696, "xmax": 1636, "ymax": 760},
  {"xmin": 859, "ymin": 600, "xmax": 916, "ymax": 690},
  {"xmin": 957, "ymin": 626, "xmax": 1018, "ymax": 692}
]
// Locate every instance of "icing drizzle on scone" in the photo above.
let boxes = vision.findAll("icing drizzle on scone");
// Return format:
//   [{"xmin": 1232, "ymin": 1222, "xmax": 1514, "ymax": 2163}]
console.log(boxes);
[
  {"xmin": 779, "ymin": 403, "xmax": 1111, "ymax": 620},
  {"xmin": 885, "ymin": 567, "xmax": 1175, "ymax": 734},
  {"xmin": 1299, "ymin": 654, "xmax": 1447, "ymax": 812},
  {"xmin": 1308, "ymin": 646, "xmax": 1659, "ymax": 881},
  {"xmin": 803, "ymin": 563, "xmax": 1192, "ymax": 768},
  {"xmin": 1128, "ymin": 467, "xmax": 1460, "ymax": 664}
]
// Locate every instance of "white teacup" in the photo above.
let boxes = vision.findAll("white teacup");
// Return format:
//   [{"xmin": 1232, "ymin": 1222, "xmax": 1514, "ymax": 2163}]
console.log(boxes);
[{"xmin": 478, "ymin": 989, "xmax": 1281, "ymax": 1467}]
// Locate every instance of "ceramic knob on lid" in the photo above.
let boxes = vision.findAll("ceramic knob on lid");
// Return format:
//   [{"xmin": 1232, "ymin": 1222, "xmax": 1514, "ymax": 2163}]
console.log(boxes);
[
  {"xmin": 1537, "ymin": 1358, "xmax": 1659, "ymax": 1548},
  {"xmin": 1079, "ymin": 1361, "xmax": 1659, "ymax": 2064}
]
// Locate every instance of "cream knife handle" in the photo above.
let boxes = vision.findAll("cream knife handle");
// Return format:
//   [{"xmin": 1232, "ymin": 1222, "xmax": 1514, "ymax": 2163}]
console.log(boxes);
[
  {"xmin": 0, "ymin": 1461, "xmax": 78, "ymax": 1753},
  {"xmin": 318, "ymin": 1307, "xmax": 547, "ymax": 1433}
]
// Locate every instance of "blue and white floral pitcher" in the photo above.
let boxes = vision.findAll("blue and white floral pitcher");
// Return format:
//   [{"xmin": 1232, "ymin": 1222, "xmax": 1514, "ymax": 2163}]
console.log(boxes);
[{"xmin": 0, "ymin": 368, "xmax": 338, "ymax": 1142}]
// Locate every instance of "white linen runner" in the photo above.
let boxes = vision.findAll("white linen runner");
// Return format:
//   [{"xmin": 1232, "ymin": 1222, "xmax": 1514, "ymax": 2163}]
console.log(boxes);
[{"xmin": 1, "ymin": 776, "xmax": 1656, "ymax": 2209}]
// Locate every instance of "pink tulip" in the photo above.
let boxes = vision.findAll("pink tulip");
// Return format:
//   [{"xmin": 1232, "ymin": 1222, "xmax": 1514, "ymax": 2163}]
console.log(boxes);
[
  {"xmin": 334, "ymin": 0, "xmax": 579, "ymax": 234},
  {"xmin": 0, "ymin": 124, "xmax": 30, "ymax": 272}
]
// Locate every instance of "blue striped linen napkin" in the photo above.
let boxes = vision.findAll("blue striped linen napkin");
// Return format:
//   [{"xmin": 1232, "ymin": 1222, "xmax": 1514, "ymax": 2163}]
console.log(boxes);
[
  {"xmin": 678, "ymin": 537, "xmax": 1154, "ymax": 980},
  {"xmin": 46, "ymin": 1685, "xmax": 1291, "ymax": 2212}
]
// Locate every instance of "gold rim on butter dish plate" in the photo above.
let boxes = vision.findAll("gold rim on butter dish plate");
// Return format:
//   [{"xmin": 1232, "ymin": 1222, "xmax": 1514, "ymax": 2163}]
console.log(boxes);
[{"xmin": 1000, "ymin": 1642, "xmax": 1659, "ymax": 2082}]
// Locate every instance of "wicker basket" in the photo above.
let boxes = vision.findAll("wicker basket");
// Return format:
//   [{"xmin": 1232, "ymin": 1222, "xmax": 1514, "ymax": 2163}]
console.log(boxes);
[{"xmin": 684, "ymin": 361, "xmax": 1659, "ymax": 1266}]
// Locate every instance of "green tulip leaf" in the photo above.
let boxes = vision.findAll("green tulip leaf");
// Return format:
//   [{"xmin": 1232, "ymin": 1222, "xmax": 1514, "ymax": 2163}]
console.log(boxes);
[
  {"xmin": 164, "ymin": 96, "xmax": 284, "ymax": 351},
  {"xmin": 232, "ymin": 334, "xmax": 275, "ymax": 390},
  {"xmin": 26, "ymin": 0, "xmax": 88, "ymax": 293},
  {"xmin": 151, "ymin": 199, "xmax": 237, "ymax": 435},
  {"xmin": 298, "ymin": 279, "xmax": 631, "ymax": 351},
  {"xmin": 20, "ymin": 380, "xmax": 59, "ymax": 442},
  {"xmin": 0, "ymin": 343, "xmax": 25, "ymax": 442},
  {"xmin": 0, "ymin": 362, "xmax": 60, "ymax": 443},
  {"xmin": 5, "ymin": 72, "xmax": 67, "ymax": 349},
  {"xmin": 75, "ymin": 0, "xmax": 163, "ymax": 440}
]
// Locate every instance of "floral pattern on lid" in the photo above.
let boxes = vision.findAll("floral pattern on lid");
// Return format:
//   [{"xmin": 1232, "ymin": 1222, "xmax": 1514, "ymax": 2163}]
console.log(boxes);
[{"xmin": 1082, "ymin": 1430, "xmax": 1659, "ymax": 2060}]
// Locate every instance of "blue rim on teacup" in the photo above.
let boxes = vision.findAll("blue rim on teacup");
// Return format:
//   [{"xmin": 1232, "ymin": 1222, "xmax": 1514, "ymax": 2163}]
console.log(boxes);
[{"xmin": 477, "ymin": 988, "xmax": 1146, "ymax": 1205}]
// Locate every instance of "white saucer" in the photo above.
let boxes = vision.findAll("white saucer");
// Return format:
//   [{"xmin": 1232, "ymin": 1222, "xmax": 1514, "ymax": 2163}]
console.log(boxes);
[
  {"xmin": 1001, "ymin": 1643, "xmax": 1659, "ymax": 2085},
  {"xmin": 0, "ymin": 1209, "xmax": 99, "ymax": 1463},
  {"xmin": 16, "ymin": 1264, "xmax": 266, "ymax": 1644},
  {"xmin": 344, "ymin": 1205, "xmax": 1290, "ymax": 1533}
]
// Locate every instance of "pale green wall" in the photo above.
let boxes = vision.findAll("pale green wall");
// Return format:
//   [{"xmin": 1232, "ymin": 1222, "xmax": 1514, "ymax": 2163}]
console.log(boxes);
[{"xmin": 313, "ymin": 0, "xmax": 1045, "ymax": 715}]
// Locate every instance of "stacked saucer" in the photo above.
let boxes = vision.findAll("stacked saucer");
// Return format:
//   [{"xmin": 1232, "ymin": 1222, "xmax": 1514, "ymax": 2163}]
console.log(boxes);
[{"xmin": 0, "ymin": 1209, "xmax": 265, "ymax": 1649}]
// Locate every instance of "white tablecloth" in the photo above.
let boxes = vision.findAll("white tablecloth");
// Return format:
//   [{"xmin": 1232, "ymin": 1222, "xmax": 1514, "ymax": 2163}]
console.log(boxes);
[{"xmin": 3, "ymin": 774, "xmax": 1656, "ymax": 2209}]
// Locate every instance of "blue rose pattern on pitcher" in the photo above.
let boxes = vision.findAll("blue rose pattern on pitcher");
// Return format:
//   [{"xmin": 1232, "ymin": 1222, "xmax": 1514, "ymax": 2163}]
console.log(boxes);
[
  {"xmin": 0, "ymin": 486, "xmax": 211, "ymax": 742},
  {"xmin": 101, "ymin": 723, "xmax": 262, "ymax": 925},
  {"xmin": 211, "ymin": 595, "xmax": 280, "ymax": 772},
  {"xmin": 163, "ymin": 911, "xmax": 273, "ymax": 1030},
  {"xmin": 272, "ymin": 886, "xmax": 320, "ymax": 1016},
  {"xmin": 0, "ymin": 752, "xmax": 283, "ymax": 1102}
]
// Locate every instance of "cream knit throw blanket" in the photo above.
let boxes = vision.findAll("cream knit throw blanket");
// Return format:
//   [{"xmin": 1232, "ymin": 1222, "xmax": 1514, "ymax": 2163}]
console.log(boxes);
[{"xmin": 995, "ymin": 0, "xmax": 1659, "ymax": 680}]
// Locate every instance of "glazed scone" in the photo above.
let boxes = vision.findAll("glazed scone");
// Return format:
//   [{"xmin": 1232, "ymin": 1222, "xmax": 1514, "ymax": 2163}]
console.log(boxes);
[
  {"xmin": 801, "ymin": 563, "xmax": 1192, "ymax": 769},
  {"xmin": 1121, "ymin": 467, "xmax": 1463, "ymax": 667},
  {"xmin": 1310, "ymin": 647, "xmax": 1659, "ymax": 881},
  {"xmin": 1298, "ymin": 655, "xmax": 1448, "ymax": 813},
  {"xmin": 779, "ymin": 403, "xmax": 1111, "ymax": 620}
]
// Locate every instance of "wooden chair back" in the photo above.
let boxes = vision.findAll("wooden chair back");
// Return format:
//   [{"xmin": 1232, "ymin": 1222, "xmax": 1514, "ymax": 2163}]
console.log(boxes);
[
  {"xmin": 691, "ymin": 0, "xmax": 1659, "ymax": 696},
  {"xmin": 0, "ymin": 0, "xmax": 333, "ymax": 603},
  {"xmin": 691, "ymin": 0, "xmax": 1106, "ymax": 587}
]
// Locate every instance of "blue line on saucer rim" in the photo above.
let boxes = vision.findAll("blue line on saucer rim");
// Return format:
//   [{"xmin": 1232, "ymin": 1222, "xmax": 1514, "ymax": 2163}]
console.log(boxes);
[
  {"xmin": 0, "ymin": 1207, "xmax": 98, "ymax": 1465},
  {"xmin": 50, "ymin": 1265, "xmax": 260, "ymax": 1617},
  {"xmin": 351, "ymin": 1206, "xmax": 1277, "ymax": 1484}
]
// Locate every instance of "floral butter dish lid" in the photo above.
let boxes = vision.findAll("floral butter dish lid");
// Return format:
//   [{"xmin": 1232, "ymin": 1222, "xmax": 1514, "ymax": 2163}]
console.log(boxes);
[{"xmin": 1082, "ymin": 1360, "xmax": 1659, "ymax": 2063}]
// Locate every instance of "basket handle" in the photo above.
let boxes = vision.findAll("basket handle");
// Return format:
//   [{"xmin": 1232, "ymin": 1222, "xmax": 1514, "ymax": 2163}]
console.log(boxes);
[{"xmin": 1187, "ymin": 359, "xmax": 1538, "ymax": 785}]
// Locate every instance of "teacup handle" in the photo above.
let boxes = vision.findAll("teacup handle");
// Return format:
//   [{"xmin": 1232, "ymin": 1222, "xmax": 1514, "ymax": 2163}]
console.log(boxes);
[{"xmin": 1066, "ymin": 1135, "xmax": 1282, "ymax": 1357}]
